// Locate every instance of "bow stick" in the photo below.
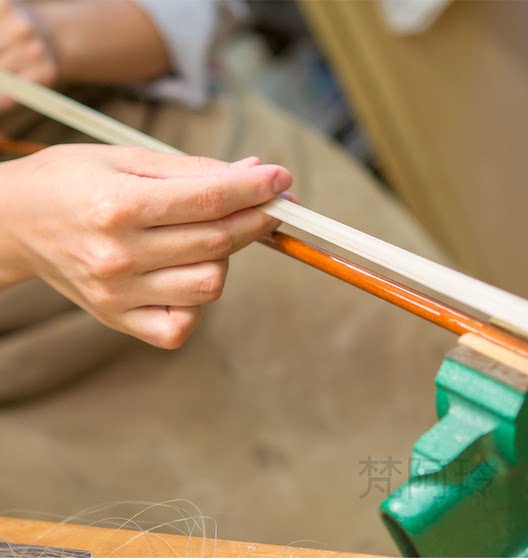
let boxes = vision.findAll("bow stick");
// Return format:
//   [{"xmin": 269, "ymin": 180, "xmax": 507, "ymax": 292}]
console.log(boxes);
[
  {"xmin": 1, "ymin": 69, "xmax": 528, "ymax": 353},
  {"xmin": 2, "ymin": 136, "xmax": 528, "ymax": 358}
]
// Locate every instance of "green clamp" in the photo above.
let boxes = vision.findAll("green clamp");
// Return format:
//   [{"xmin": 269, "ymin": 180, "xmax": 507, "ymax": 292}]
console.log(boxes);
[{"xmin": 381, "ymin": 342, "xmax": 528, "ymax": 557}]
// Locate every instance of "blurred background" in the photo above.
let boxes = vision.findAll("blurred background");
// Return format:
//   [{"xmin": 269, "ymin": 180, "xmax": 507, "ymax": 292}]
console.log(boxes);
[
  {"xmin": 219, "ymin": 0, "xmax": 528, "ymax": 298},
  {"xmin": 219, "ymin": 1, "xmax": 379, "ymax": 185}
]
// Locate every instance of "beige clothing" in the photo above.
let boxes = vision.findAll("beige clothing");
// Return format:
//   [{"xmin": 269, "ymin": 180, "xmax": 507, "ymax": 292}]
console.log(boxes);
[{"xmin": 0, "ymin": 88, "xmax": 453, "ymax": 555}]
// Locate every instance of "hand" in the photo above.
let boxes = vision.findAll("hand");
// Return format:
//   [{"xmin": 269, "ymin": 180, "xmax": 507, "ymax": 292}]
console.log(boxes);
[
  {"xmin": 0, "ymin": 0, "xmax": 58, "ymax": 110},
  {"xmin": 0, "ymin": 145, "xmax": 292, "ymax": 348}
]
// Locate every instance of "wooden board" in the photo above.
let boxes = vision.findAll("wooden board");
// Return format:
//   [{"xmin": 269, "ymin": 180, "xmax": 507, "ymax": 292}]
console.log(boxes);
[{"xmin": 0, "ymin": 518, "xmax": 369, "ymax": 558}]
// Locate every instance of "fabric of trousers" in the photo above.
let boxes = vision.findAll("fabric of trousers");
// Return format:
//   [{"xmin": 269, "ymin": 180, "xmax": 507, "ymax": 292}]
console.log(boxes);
[{"xmin": 0, "ymin": 88, "xmax": 453, "ymax": 555}]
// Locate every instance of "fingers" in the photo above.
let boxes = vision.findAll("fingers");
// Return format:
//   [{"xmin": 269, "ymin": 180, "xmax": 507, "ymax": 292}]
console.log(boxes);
[
  {"xmin": 134, "ymin": 208, "xmax": 280, "ymax": 271},
  {"xmin": 130, "ymin": 163, "xmax": 292, "ymax": 226},
  {"xmin": 81, "ymin": 258, "xmax": 229, "ymax": 315},
  {"xmin": 115, "ymin": 150, "xmax": 261, "ymax": 179},
  {"xmin": 114, "ymin": 305, "xmax": 202, "ymax": 349},
  {"xmin": 10, "ymin": 144, "xmax": 293, "ymax": 350},
  {"xmin": 128, "ymin": 259, "xmax": 229, "ymax": 308},
  {"xmin": 116, "ymin": 149, "xmax": 232, "ymax": 179},
  {"xmin": 231, "ymin": 155, "xmax": 300, "ymax": 203}
]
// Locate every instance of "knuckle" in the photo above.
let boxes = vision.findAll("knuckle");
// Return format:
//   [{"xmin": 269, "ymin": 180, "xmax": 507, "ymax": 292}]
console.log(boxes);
[
  {"xmin": 156, "ymin": 326, "xmax": 186, "ymax": 350},
  {"xmin": 206, "ymin": 226, "xmax": 234, "ymax": 257},
  {"xmin": 89, "ymin": 243, "xmax": 134, "ymax": 279},
  {"xmin": 195, "ymin": 183, "xmax": 226, "ymax": 217},
  {"xmin": 156, "ymin": 315, "xmax": 198, "ymax": 350},
  {"xmin": 90, "ymin": 193, "xmax": 131, "ymax": 232},
  {"xmin": 196, "ymin": 262, "xmax": 226, "ymax": 302}
]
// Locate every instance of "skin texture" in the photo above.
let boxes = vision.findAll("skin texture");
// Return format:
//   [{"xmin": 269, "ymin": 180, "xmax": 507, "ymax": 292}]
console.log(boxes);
[
  {"xmin": 0, "ymin": 1, "xmax": 296, "ymax": 349},
  {"xmin": 0, "ymin": 147, "xmax": 293, "ymax": 348},
  {"xmin": 0, "ymin": 0, "xmax": 172, "ymax": 109}
]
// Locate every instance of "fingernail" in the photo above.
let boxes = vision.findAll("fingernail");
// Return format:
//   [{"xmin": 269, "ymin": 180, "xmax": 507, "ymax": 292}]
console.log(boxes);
[
  {"xmin": 230, "ymin": 156, "xmax": 261, "ymax": 169},
  {"xmin": 279, "ymin": 191, "xmax": 300, "ymax": 204}
]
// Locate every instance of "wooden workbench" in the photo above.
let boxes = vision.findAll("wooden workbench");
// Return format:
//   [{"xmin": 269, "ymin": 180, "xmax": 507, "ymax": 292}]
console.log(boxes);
[{"xmin": 0, "ymin": 518, "xmax": 367, "ymax": 557}]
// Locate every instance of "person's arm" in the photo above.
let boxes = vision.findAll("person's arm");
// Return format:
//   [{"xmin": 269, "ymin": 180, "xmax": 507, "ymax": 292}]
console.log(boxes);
[
  {"xmin": 0, "ymin": 0, "xmax": 172, "ymax": 108},
  {"xmin": 30, "ymin": 0, "xmax": 172, "ymax": 85},
  {"xmin": 0, "ymin": 0, "xmax": 240, "ymax": 108},
  {"xmin": 0, "ymin": 146, "xmax": 292, "ymax": 348}
]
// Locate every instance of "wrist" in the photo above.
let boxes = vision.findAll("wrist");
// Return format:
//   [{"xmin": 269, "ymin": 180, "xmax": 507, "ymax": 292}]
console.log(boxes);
[{"xmin": 0, "ymin": 160, "xmax": 34, "ymax": 289}]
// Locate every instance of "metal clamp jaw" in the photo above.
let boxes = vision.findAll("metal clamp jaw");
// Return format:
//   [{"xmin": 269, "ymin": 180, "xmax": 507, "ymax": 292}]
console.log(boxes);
[{"xmin": 381, "ymin": 334, "xmax": 528, "ymax": 557}]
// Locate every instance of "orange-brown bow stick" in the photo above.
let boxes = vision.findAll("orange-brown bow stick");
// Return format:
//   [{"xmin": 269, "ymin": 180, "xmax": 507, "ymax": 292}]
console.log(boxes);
[
  {"xmin": 3, "ymin": 136, "xmax": 528, "ymax": 358},
  {"xmin": 0, "ymin": 136, "xmax": 47, "ymax": 155},
  {"xmin": 262, "ymin": 232, "xmax": 528, "ymax": 358}
]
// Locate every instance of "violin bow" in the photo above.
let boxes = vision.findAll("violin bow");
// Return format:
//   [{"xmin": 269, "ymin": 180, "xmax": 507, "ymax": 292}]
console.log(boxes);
[{"xmin": 1, "ymin": 70, "xmax": 528, "ymax": 358}]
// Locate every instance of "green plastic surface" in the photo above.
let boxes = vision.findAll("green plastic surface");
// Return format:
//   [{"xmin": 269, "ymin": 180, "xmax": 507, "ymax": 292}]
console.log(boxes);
[{"xmin": 381, "ymin": 355, "xmax": 528, "ymax": 557}]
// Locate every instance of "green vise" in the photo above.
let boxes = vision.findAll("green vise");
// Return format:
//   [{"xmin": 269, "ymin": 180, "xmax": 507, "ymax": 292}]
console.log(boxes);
[{"xmin": 381, "ymin": 339, "xmax": 528, "ymax": 557}]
